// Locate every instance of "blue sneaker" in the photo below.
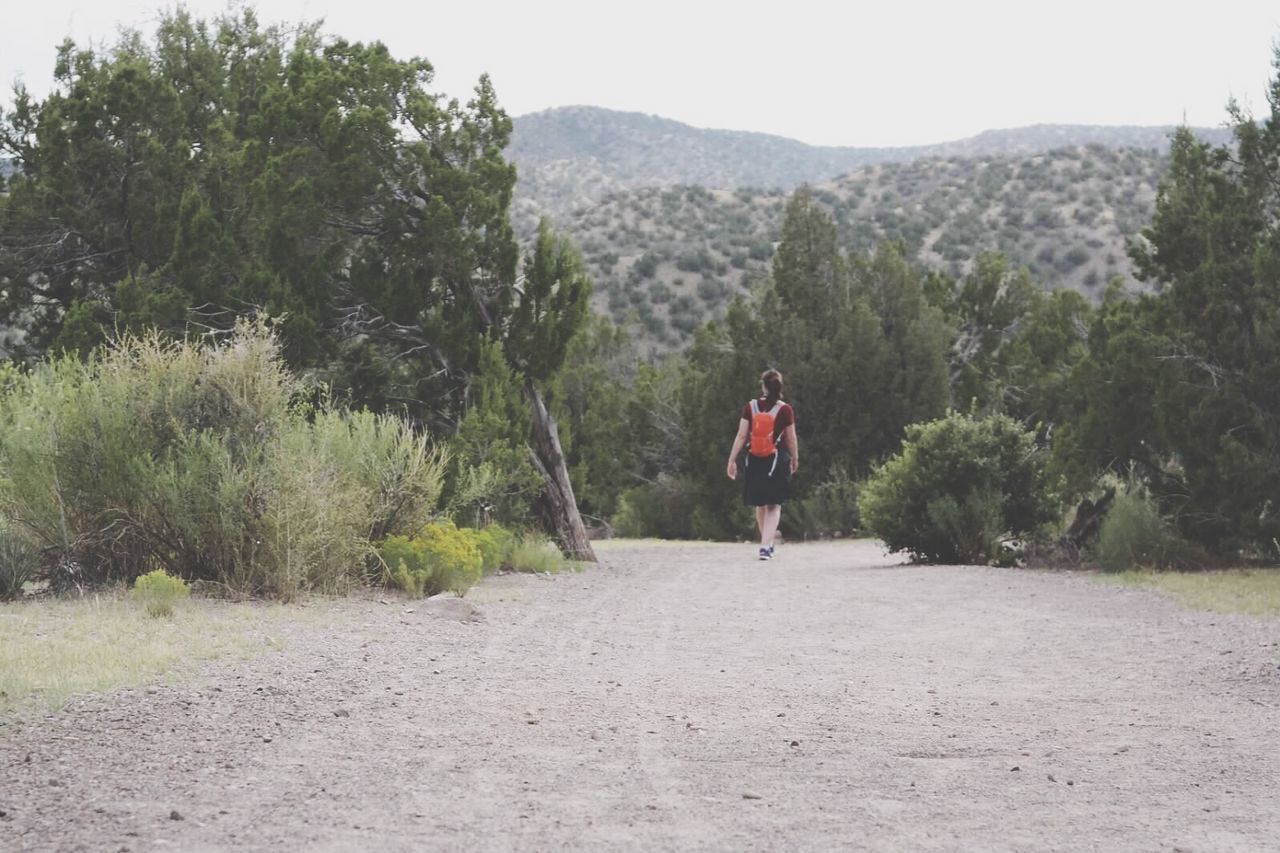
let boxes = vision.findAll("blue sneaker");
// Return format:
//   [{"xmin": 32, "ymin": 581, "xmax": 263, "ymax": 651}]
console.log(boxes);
[
  {"xmin": 758, "ymin": 547, "xmax": 771, "ymax": 561},
  {"xmin": 766, "ymin": 544, "xmax": 775, "ymax": 559}
]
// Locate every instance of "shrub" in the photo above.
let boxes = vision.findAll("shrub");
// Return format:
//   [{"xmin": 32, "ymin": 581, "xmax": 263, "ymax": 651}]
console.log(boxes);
[
  {"xmin": 473, "ymin": 524, "xmax": 516, "ymax": 574},
  {"xmin": 312, "ymin": 409, "xmax": 448, "ymax": 543},
  {"xmin": 675, "ymin": 250, "xmax": 712, "ymax": 273},
  {"xmin": 780, "ymin": 469, "xmax": 861, "ymax": 540},
  {"xmin": 379, "ymin": 520, "xmax": 484, "ymax": 598},
  {"xmin": 631, "ymin": 253, "xmax": 658, "ymax": 280},
  {"xmin": 697, "ymin": 276, "xmax": 727, "ymax": 304},
  {"xmin": 858, "ymin": 411, "xmax": 1058, "ymax": 564},
  {"xmin": 668, "ymin": 296, "xmax": 705, "ymax": 335},
  {"xmin": 1095, "ymin": 479, "xmax": 1191, "ymax": 572},
  {"xmin": 0, "ymin": 321, "xmax": 446, "ymax": 598},
  {"xmin": 613, "ymin": 473, "xmax": 750, "ymax": 540},
  {"xmin": 507, "ymin": 536, "xmax": 572, "ymax": 573},
  {"xmin": 0, "ymin": 522, "xmax": 39, "ymax": 600},
  {"xmin": 614, "ymin": 475, "xmax": 701, "ymax": 539},
  {"xmin": 133, "ymin": 568, "xmax": 190, "ymax": 618}
]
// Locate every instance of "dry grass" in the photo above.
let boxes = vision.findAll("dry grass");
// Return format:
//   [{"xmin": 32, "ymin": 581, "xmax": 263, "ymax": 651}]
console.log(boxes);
[
  {"xmin": 1108, "ymin": 569, "xmax": 1280, "ymax": 616},
  {"xmin": 0, "ymin": 592, "xmax": 335, "ymax": 715}
]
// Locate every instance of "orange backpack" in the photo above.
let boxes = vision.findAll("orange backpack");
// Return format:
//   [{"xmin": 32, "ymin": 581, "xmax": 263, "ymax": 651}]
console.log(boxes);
[{"xmin": 748, "ymin": 399, "xmax": 783, "ymax": 457}]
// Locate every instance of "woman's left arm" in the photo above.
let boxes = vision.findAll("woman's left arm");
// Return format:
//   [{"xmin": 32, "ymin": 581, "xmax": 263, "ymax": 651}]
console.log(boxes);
[{"xmin": 783, "ymin": 424, "xmax": 798, "ymax": 474}]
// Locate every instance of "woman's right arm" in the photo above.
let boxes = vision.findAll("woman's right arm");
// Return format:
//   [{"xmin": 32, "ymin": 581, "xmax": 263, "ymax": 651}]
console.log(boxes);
[{"xmin": 726, "ymin": 418, "xmax": 749, "ymax": 480}]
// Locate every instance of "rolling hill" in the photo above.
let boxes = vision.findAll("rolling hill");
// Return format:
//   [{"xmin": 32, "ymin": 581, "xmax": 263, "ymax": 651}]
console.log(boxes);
[{"xmin": 505, "ymin": 108, "xmax": 1228, "ymax": 351}]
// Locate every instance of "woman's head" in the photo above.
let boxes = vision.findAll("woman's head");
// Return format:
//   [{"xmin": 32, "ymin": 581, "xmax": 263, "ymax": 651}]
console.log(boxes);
[{"xmin": 761, "ymin": 369, "xmax": 783, "ymax": 405}]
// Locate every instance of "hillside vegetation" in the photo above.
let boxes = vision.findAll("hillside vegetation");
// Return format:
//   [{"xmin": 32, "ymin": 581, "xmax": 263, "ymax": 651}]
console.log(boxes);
[{"xmin": 543, "ymin": 145, "xmax": 1166, "ymax": 348}]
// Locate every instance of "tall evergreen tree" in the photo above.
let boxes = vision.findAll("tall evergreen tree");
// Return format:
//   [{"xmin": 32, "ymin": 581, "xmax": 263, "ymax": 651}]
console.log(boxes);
[
  {"xmin": 0, "ymin": 10, "xmax": 519, "ymax": 422},
  {"xmin": 855, "ymin": 242, "xmax": 949, "ymax": 452},
  {"xmin": 1060, "ymin": 51, "xmax": 1280, "ymax": 552},
  {"xmin": 0, "ymin": 9, "xmax": 598, "ymax": 553}
]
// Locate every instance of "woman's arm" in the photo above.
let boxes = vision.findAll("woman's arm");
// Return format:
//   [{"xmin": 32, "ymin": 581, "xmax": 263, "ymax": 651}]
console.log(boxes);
[
  {"xmin": 726, "ymin": 418, "xmax": 749, "ymax": 480},
  {"xmin": 783, "ymin": 424, "xmax": 798, "ymax": 475}
]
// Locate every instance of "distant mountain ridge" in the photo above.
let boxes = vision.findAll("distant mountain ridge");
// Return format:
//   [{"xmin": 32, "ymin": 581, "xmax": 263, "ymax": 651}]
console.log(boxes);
[{"xmin": 507, "ymin": 105, "xmax": 1233, "ymax": 227}]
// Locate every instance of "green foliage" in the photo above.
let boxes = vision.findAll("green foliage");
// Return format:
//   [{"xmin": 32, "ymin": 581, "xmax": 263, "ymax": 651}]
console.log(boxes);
[
  {"xmin": 1058, "ymin": 72, "xmax": 1280, "ymax": 555},
  {"xmin": 936, "ymin": 253, "xmax": 1092, "ymax": 430},
  {"xmin": 858, "ymin": 411, "xmax": 1058, "ymax": 563},
  {"xmin": 0, "ymin": 322, "xmax": 446, "ymax": 598},
  {"xmin": 613, "ymin": 473, "xmax": 750, "ymax": 540},
  {"xmin": 507, "ymin": 535, "xmax": 573, "ymax": 573},
  {"xmin": 780, "ymin": 469, "xmax": 861, "ymax": 540},
  {"xmin": 506, "ymin": 221, "xmax": 594, "ymax": 385},
  {"xmin": 552, "ymin": 316, "xmax": 674, "ymax": 522},
  {"xmin": 0, "ymin": 8, "xmax": 535, "ymax": 427},
  {"xmin": 311, "ymin": 408, "xmax": 448, "ymax": 543},
  {"xmin": 1094, "ymin": 479, "xmax": 1189, "ymax": 572},
  {"xmin": 132, "ymin": 569, "xmax": 190, "ymax": 618},
  {"xmin": 0, "ymin": 522, "xmax": 38, "ymax": 600},
  {"xmin": 444, "ymin": 341, "xmax": 541, "ymax": 526},
  {"xmin": 473, "ymin": 524, "xmax": 517, "ymax": 574},
  {"xmin": 379, "ymin": 520, "xmax": 484, "ymax": 597},
  {"xmin": 1139, "ymin": 120, "xmax": 1280, "ymax": 552}
]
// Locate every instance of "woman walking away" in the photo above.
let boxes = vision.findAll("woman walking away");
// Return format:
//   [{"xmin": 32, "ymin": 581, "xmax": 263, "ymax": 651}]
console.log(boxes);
[{"xmin": 726, "ymin": 369, "xmax": 799, "ymax": 560}]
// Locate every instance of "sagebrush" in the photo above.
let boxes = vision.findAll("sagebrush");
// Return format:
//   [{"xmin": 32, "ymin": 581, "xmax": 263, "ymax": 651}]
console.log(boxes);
[
  {"xmin": 0, "ymin": 321, "xmax": 446, "ymax": 598},
  {"xmin": 133, "ymin": 569, "xmax": 190, "ymax": 618},
  {"xmin": 1094, "ymin": 478, "xmax": 1193, "ymax": 572}
]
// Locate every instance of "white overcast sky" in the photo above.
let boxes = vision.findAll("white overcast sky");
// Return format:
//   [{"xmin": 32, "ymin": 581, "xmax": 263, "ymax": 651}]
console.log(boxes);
[{"xmin": 2, "ymin": 0, "xmax": 1278, "ymax": 147}]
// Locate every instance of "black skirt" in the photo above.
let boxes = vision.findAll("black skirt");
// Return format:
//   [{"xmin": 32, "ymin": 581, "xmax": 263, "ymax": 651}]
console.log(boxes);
[{"xmin": 742, "ymin": 448, "xmax": 790, "ymax": 506}]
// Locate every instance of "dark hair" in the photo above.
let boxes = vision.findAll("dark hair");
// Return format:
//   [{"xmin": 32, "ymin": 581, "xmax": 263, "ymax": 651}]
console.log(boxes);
[{"xmin": 761, "ymin": 369, "xmax": 783, "ymax": 408}]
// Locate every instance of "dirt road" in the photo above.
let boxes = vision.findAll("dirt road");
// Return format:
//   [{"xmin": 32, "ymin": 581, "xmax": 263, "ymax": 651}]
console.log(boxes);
[{"xmin": 3, "ymin": 540, "xmax": 1278, "ymax": 852}]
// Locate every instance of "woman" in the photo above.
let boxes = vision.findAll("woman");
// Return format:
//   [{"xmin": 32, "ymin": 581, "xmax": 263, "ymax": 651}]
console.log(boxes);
[{"xmin": 725, "ymin": 369, "xmax": 798, "ymax": 560}]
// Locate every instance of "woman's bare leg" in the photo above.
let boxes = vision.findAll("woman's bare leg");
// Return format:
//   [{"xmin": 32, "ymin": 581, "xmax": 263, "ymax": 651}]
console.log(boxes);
[
  {"xmin": 761, "ymin": 504, "xmax": 781, "ymax": 549},
  {"xmin": 755, "ymin": 506, "xmax": 766, "ymax": 541}
]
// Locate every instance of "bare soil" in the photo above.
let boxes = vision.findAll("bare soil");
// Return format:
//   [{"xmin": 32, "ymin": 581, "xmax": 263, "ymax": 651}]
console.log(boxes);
[{"xmin": 3, "ymin": 540, "xmax": 1279, "ymax": 852}]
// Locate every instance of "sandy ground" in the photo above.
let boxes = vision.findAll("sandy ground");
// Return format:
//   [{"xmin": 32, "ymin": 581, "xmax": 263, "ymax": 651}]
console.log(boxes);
[{"xmin": 2, "ymin": 540, "xmax": 1279, "ymax": 852}]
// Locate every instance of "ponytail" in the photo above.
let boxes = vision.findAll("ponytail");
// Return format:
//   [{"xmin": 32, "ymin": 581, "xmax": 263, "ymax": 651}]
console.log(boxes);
[{"xmin": 761, "ymin": 369, "xmax": 783, "ymax": 409}]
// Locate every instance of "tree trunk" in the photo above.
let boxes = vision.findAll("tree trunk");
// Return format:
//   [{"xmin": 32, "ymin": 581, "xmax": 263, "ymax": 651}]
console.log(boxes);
[{"xmin": 526, "ymin": 383, "xmax": 597, "ymax": 562}]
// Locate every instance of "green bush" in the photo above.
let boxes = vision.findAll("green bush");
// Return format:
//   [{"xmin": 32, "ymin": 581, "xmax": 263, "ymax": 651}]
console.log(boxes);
[
  {"xmin": 507, "ymin": 535, "xmax": 571, "ymax": 573},
  {"xmin": 379, "ymin": 520, "xmax": 484, "ymax": 598},
  {"xmin": 1095, "ymin": 479, "xmax": 1191, "ymax": 572},
  {"xmin": 614, "ymin": 473, "xmax": 750, "ymax": 541},
  {"xmin": 473, "ymin": 523, "xmax": 516, "ymax": 573},
  {"xmin": 133, "ymin": 568, "xmax": 190, "ymax": 618},
  {"xmin": 0, "ymin": 321, "xmax": 446, "ymax": 599},
  {"xmin": 614, "ymin": 475, "xmax": 700, "ymax": 539},
  {"xmin": 858, "ymin": 411, "xmax": 1058, "ymax": 564},
  {"xmin": 781, "ymin": 469, "xmax": 861, "ymax": 540},
  {"xmin": 0, "ymin": 522, "xmax": 39, "ymax": 600}
]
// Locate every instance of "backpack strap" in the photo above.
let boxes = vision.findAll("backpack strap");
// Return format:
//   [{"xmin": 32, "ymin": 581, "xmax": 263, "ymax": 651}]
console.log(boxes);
[{"xmin": 749, "ymin": 399, "xmax": 760, "ymax": 416}]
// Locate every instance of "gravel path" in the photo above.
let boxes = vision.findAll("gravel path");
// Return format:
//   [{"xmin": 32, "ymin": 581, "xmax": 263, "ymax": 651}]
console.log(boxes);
[{"xmin": 2, "ymin": 540, "xmax": 1279, "ymax": 852}]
